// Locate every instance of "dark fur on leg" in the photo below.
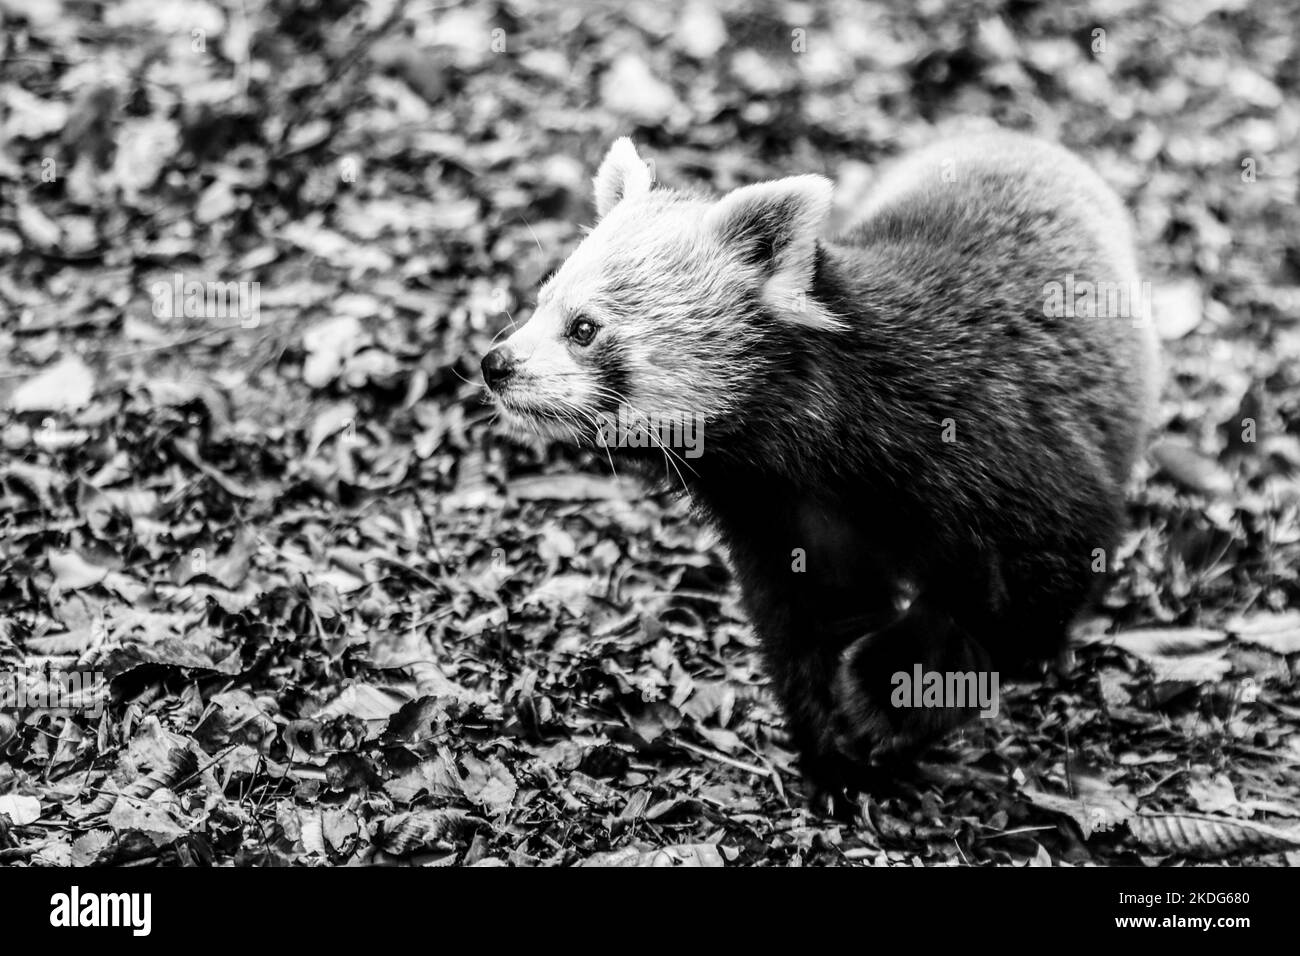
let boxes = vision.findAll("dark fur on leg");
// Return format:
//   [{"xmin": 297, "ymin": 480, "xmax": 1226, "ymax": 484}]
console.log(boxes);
[{"xmin": 831, "ymin": 596, "xmax": 996, "ymax": 762}]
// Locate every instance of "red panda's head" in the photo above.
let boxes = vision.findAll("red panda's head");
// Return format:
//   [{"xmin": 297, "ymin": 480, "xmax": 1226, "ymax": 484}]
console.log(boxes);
[{"xmin": 483, "ymin": 138, "xmax": 840, "ymax": 451}]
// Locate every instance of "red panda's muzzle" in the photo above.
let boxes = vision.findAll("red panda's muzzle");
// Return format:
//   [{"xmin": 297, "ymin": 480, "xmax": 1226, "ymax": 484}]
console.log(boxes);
[{"xmin": 481, "ymin": 346, "xmax": 516, "ymax": 391}]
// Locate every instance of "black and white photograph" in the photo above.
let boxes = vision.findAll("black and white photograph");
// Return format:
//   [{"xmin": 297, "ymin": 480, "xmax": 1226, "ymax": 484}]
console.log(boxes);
[{"xmin": 0, "ymin": 0, "xmax": 1297, "ymax": 919}]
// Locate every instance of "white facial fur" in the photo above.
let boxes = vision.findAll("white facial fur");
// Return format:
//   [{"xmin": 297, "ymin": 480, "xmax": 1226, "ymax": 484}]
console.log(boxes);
[{"xmin": 489, "ymin": 138, "xmax": 839, "ymax": 446}]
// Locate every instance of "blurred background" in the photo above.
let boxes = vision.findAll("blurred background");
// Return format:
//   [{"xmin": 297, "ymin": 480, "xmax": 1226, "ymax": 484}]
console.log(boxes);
[{"xmin": 0, "ymin": 0, "xmax": 1298, "ymax": 866}]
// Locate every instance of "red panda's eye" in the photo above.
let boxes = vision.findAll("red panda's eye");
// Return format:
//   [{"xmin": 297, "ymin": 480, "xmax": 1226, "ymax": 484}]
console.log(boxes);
[{"xmin": 568, "ymin": 317, "xmax": 598, "ymax": 346}]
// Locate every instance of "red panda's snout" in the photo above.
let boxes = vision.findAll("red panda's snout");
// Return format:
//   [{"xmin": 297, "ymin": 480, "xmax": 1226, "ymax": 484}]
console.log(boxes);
[
  {"xmin": 481, "ymin": 311, "xmax": 608, "ymax": 445},
  {"xmin": 480, "ymin": 346, "xmax": 515, "ymax": 391}
]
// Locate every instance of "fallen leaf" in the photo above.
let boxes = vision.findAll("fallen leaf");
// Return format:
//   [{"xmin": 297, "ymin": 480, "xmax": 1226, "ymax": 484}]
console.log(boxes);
[
  {"xmin": 16, "ymin": 202, "xmax": 61, "ymax": 249},
  {"xmin": 1149, "ymin": 438, "xmax": 1234, "ymax": 497},
  {"xmin": 9, "ymin": 356, "xmax": 95, "ymax": 412},
  {"xmin": 1188, "ymin": 774, "xmax": 1239, "ymax": 814},
  {"xmin": 302, "ymin": 315, "xmax": 366, "ymax": 389},
  {"xmin": 107, "ymin": 796, "xmax": 189, "ymax": 848},
  {"xmin": 313, "ymin": 683, "xmax": 407, "ymax": 722},
  {"xmin": 522, "ymin": 573, "xmax": 591, "ymax": 617},
  {"xmin": 374, "ymin": 809, "xmax": 474, "ymax": 855},
  {"xmin": 1129, "ymin": 812, "xmax": 1300, "ymax": 859},
  {"xmin": 0, "ymin": 794, "xmax": 42, "ymax": 825},
  {"xmin": 579, "ymin": 843, "xmax": 724, "ymax": 867},
  {"xmin": 600, "ymin": 54, "xmax": 677, "ymax": 125},
  {"xmin": 511, "ymin": 473, "xmax": 637, "ymax": 501},
  {"xmin": 1152, "ymin": 279, "xmax": 1203, "ymax": 340},
  {"xmin": 1227, "ymin": 611, "xmax": 1300, "ymax": 655},
  {"xmin": 1106, "ymin": 628, "xmax": 1225, "ymax": 657},
  {"xmin": 459, "ymin": 754, "xmax": 517, "ymax": 811},
  {"xmin": 47, "ymin": 549, "xmax": 109, "ymax": 590},
  {"xmin": 1022, "ymin": 787, "xmax": 1136, "ymax": 838}
]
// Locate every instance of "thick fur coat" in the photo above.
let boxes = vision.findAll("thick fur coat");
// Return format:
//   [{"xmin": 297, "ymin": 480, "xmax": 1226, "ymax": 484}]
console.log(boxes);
[{"xmin": 484, "ymin": 131, "xmax": 1160, "ymax": 799}]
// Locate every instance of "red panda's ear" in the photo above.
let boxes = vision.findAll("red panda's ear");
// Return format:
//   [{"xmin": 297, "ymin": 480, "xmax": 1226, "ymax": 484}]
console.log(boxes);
[
  {"xmin": 705, "ymin": 175, "xmax": 844, "ymax": 331},
  {"xmin": 594, "ymin": 138, "xmax": 653, "ymax": 218}
]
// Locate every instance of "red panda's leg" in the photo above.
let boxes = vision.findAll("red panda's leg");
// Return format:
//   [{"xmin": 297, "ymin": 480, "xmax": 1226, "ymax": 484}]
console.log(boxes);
[
  {"xmin": 830, "ymin": 596, "xmax": 996, "ymax": 762},
  {"xmin": 768, "ymin": 643, "xmax": 857, "ymax": 803},
  {"xmin": 754, "ymin": 606, "xmax": 880, "ymax": 813}
]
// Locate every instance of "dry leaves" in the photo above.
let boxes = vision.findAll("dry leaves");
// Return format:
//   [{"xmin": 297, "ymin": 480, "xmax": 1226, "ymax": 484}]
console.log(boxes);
[{"xmin": 0, "ymin": 0, "xmax": 1297, "ymax": 869}]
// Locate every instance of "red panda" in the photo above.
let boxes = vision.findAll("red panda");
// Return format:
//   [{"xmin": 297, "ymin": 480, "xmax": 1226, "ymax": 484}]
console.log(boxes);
[{"xmin": 483, "ymin": 132, "xmax": 1160, "ymax": 805}]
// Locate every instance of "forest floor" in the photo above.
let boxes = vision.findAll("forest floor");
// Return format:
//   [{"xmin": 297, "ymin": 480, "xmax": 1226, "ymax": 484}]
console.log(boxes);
[{"xmin": 1, "ymin": 0, "xmax": 1299, "ymax": 866}]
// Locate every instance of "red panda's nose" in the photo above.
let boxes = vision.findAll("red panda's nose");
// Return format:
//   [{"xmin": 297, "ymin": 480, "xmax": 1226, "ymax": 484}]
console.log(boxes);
[{"xmin": 481, "ymin": 346, "xmax": 516, "ymax": 390}]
